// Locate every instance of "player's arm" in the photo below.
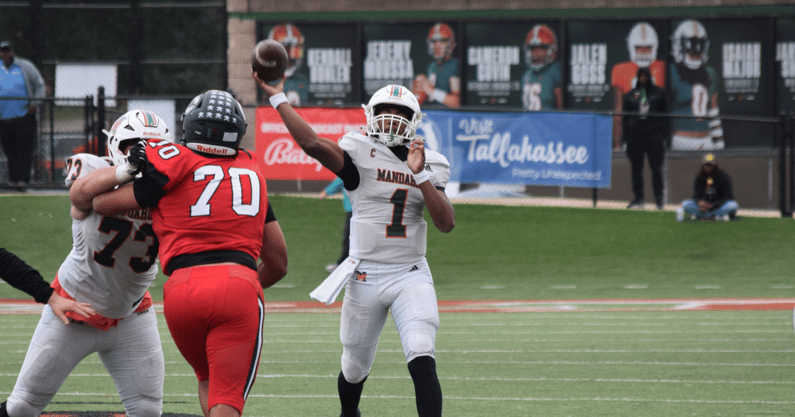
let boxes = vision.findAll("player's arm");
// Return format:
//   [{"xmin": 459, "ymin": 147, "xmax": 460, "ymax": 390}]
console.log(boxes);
[
  {"xmin": 257, "ymin": 204, "xmax": 288, "ymax": 289},
  {"xmin": 253, "ymin": 73, "xmax": 345, "ymax": 173},
  {"xmin": 0, "ymin": 248, "xmax": 95, "ymax": 324},
  {"xmin": 70, "ymin": 164, "xmax": 130, "ymax": 220},
  {"xmin": 408, "ymin": 139, "xmax": 455, "ymax": 233}
]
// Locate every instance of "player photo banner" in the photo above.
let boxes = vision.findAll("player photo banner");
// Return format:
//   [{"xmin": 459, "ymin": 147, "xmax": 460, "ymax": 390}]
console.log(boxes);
[
  {"xmin": 258, "ymin": 23, "xmax": 358, "ymax": 106},
  {"xmin": 423, "ymin": 110, "xmax": 612, "ymax": 188},
  {"xmin": 566, "ymin": 20, "xmax": 667, "ymax": 111},
  {"xmin": 255, "ymin": 107, "xmax": 366, "ymax": 180},
  {"xmin": 362, "ymin": 22, "xmax": 462, "ymax": 109},
  {"xmin": 776, "ymin": 18, "xmax": 795, "ymax": 113},
  {"xmin": 464, "ymin": 22, "xmax": 562, "ymax": 108}
]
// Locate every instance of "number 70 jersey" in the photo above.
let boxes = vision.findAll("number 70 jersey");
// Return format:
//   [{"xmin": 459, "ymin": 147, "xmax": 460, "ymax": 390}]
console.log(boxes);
[
  {"xmin": 339, "ymin": 131, "xmax": 451, "ymax": 264},
  {"xmin": 142, "ymin": 139, "xmax": 268, "ymax": 275}
]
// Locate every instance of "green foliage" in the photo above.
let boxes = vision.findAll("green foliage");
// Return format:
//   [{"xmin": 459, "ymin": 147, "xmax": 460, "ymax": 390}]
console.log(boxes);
[{"xmin": 1, "ymin": 194, "xmax": 794, "ymax": 301}]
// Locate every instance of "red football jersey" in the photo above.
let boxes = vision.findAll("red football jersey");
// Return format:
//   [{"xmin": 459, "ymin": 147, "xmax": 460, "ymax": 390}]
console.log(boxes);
[{"xmin": 142, "ymin": 139, "xmax": 268, "ymax": 274}]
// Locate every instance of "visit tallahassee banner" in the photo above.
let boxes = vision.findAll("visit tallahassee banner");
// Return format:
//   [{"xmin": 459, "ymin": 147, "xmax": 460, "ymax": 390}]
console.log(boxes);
[{"xmin": 421, "ymin": 110, "xmax": 612, "ymax": 188}]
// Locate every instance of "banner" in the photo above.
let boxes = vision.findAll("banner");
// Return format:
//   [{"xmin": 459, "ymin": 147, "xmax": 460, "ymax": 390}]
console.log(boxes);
[
  {"xmin": 776, "ymin": 18, "xmax": 795, "ymax": 113},
  {"xmin": 464, "ymin": 21, "xmax": 563, "ymax": 110},
  {"xmin": 255, "ymin": 107, "xmax": 365, "ymax": 180},
  {"xmin": 422, "ymin": 110, "xmax": 613, "ymax": 188},
  {"xmin": 258, "ymin": 23, "xmax": 358, "ymax": 106}
]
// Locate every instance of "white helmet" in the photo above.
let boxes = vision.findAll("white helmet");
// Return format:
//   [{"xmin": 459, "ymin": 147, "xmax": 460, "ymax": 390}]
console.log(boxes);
[
  {"xmin": 627, "ymin": 22, "xmax": 658, "ymax": 68},
  {"xmin": 362, "ymin": 85, "xmax": 423, "ymax": 147},
  {"xmin": 672, "ymin": 19, "xmax": 709, "ymax": 70},
  {"xmin": 105, "ymin": 109, "xmax": 172, "ymax": 166}
]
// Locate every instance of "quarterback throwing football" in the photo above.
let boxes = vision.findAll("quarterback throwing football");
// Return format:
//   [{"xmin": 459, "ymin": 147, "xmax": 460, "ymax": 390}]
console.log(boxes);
[{"xmin": 255, "ymin": 72, "xmax": 455, "ymax": 417}]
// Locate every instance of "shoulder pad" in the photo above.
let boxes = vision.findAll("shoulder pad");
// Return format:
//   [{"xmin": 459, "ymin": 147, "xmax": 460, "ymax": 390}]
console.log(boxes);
[{"xmin": 64, "ymin": 153, "xmax": 111, "ymax": 188}]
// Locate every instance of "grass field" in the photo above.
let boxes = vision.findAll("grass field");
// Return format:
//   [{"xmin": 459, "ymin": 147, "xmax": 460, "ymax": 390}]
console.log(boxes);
[{"xmin": 1, "ymin": 193, "xmax": 794, "ymax": 416}]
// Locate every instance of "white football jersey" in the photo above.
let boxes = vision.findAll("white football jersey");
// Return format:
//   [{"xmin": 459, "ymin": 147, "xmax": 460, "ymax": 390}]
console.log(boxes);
[
  {"xmin": 58, "ymin": 154, "xmax": 159, "ymax": 318},
  {"xmin": 339, "ymin": 131, "xmax": 450, "ymax": 264}
]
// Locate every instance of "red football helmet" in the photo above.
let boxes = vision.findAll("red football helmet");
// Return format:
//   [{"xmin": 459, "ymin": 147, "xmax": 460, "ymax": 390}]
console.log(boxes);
[
  {"xmin": 268, "ymin": 23, "xmax": 305, "ymax": 77},
  {"xmin": 524, "ymin": 24, "xmax": 558, "ymax": 69},
  {"xmin": 426, "ymin": 23, "xmax": 455, "ymax": 61}
]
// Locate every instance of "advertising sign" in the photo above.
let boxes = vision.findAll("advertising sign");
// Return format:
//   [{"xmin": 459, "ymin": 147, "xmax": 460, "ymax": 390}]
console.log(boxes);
[{"xmin": 255, "ymin": 107, "xmax": 365, "ymax": 180}]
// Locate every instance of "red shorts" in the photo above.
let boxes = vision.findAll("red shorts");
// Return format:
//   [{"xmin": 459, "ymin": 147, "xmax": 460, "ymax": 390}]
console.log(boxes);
[{"xmin": 164, "ymin": 264, "xmax": 264, "ymax": 414}]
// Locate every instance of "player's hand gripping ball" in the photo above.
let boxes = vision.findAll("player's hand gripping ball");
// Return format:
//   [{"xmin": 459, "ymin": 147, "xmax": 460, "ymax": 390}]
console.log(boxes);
[{"xmin": 251, "ymin": 39, "xmax": 288, "ymax": 82}]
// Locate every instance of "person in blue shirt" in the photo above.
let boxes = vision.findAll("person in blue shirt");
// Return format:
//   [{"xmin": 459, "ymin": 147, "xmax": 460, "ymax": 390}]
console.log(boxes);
[
  {"xmin": 320, "ymin": 177, "xmax": 352, "ymax": 273},
  {"xmin": 0, "ymin": 41, "xmax": 45, "ymax": 192}
]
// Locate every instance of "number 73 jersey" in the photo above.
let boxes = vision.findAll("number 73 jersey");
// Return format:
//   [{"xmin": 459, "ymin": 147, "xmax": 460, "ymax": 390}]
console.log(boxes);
[
  {"xmin": 339, "ymin": 131, "xmax": 451, "ymax": 264},
  {"xmin": 141, "ymin": 139, "xmax": 268, "ymax": 275}
]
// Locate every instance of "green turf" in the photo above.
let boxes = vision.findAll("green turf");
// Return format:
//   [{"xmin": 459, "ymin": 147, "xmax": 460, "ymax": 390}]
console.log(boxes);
[
  {"xmin": 1, "ymin": 310, "xmax": 792, "ymax": 417},
  {"xmin": 1, "ymin": 194, "xmax": 793, "ymax": 302}
]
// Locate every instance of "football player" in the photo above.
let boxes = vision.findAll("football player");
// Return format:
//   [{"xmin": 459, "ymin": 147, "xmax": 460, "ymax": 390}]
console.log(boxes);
[
  {"xmin": 1, "ymin": 110, "xmax": 169, "ymax": 417},
  {"xmin": 669, "ymin": 19, "xmax": 724, "ymax": 150},
  {"xmin": 611, "ymin": 21, "xmax": 666, "ymax": 149},
  {"xmin": 521, "ymin": 24, "xmax": 563, "ymax": 110},
  {"xmin": 255, "ymin": 73, "xmax": 455, "ymax": 417},
  {"xmin": 269, "ymin": 23, "xmax": 308, "ymax": 106},
  {"xmin": 412, "ymin": 22, "xmax": 461, "ymax": 107},
  {"xmin": 85, "ymin": 91, "xmax": 289, "ymax": 417}
]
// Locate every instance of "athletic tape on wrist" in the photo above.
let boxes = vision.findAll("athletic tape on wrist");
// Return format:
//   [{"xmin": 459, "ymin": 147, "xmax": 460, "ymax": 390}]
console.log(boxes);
[
  {"xmin": 269, "ymin": 92, "xmax": 288, "ymax": 109},
  {"xmin": 115, "ymin": 164, "xmax": 134, "ymax": 183},
  {"xmin": 413, "ymin": 170, "xmax": 430, "ymax": 184}
]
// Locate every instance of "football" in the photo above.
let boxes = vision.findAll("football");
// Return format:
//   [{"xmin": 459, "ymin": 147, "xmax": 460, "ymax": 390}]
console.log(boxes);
[{"xmin": 251, "ymin": 39, "xmax": 288, "ymax": 82}]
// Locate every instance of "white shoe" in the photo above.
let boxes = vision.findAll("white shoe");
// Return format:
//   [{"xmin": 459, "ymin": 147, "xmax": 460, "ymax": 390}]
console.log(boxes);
[
  {"xmin": 676, "ymin": 207, "xmax": 684, "ymax": 222},
  {"xmin": 325, "ymin": 264, "xmax": 338, "ymax": 273}
]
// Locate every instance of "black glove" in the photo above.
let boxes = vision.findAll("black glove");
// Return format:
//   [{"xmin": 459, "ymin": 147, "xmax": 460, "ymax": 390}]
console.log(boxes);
[{"xmin": 125, "ymin": 140, "xmax": 149, "ymax": 176}]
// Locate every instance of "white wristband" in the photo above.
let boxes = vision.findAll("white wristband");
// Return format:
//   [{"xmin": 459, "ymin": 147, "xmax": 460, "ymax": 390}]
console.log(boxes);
[
  {"xmin": 430, "ymin": 89, "xmax": 447, "ymax": 103},
  {"xmin": 269, "ymin": 92, "xmax": 288, "ymax": 109},
  {"xmin": 413, "ymin": 170, "xmax": 430, "ymax": 185},
  {"xmin": 115, "ymin": 164, "xmax": 134, "ymax": 183}
]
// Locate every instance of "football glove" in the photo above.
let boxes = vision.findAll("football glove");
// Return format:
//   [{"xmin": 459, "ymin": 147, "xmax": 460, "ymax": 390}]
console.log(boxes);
[{"xmin": 125, "ymin": 140, "xmax": 149, "ymax": 176}]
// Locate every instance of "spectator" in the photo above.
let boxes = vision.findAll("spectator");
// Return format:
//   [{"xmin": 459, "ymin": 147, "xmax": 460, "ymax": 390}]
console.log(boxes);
[
  {"xmin": 0, "ymin": 41, "xmax": 45, "ymax": 192},
  {"xmin": 677, "ymin": 153, "xmax": 739, "ymax": 221},
  {"xmin": 622, "ymin": 66, "xmax": 669, "ymax": 210},
  {"xmin": 320, "ymin": 177, "xmax": 352, "ymax": 273}
]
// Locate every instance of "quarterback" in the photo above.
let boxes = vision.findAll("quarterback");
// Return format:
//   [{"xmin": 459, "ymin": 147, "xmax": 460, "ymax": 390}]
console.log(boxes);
[
  {"xmin": 256, "ymin": 72, "xmax": 455, "ymax": 417},
  {"xmin": 1, "ymin": 110, "xmax": 168, "ymax": 417}
]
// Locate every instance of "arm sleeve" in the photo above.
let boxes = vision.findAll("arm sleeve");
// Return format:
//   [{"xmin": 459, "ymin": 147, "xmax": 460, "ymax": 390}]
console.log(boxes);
[
  {"xmin": 0, "ymin": 248, "xmax": 53, "ymax": 304},
  {"xmin": 324, "ymin": 177, "xmax": 344, "ymax": 195},
  {"xmin": 133, "ymin": 175, "xmax": 166, "ymax": 208},
  {"xmin": 265, "ymin": 202, "xmax": 276, "ymax": 223}
]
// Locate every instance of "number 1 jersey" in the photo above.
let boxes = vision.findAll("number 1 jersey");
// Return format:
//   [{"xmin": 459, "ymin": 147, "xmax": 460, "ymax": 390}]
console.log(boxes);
[{"xmin": 339, "ymin": 131, "xmax": 450, "ymax": 264}]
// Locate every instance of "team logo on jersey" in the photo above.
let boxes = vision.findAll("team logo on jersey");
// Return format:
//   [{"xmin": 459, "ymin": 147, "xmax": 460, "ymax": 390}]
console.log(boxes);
[{"xmin": 355, "ymin": 270, "xmax": 367, "ymax": 282}]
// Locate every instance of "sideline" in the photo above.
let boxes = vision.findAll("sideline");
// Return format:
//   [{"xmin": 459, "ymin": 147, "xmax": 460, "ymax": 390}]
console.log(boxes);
[
  {"xmin": 2, "ymin": 298, "xmax": 794, "ymax": 315},
  {"xmin": 0, "ymin": 189, "xmax": 783, "ymax": 218}
]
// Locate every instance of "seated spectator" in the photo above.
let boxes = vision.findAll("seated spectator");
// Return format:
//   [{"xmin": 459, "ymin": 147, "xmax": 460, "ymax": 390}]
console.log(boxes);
[{"xmin": 676, "ymin": 153, "xmax": 739, "ymax": 221}]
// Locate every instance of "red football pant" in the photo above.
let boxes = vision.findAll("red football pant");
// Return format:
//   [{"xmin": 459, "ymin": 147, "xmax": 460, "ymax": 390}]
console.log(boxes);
[{"xmin": 164, "ymin": 264, "xmax": 264, "ymax": 414}]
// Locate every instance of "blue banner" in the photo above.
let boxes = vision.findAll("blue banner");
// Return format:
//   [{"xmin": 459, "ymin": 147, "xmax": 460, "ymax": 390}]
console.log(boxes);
[{"xmin": 417, "ymin": 110, "xmax": 613, "ymax": 188}]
